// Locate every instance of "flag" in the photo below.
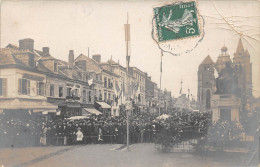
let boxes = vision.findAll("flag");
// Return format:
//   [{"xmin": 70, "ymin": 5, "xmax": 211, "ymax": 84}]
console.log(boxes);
[
  {"xmin": 88, "ymin": 78, "xmax": 94, "ymax": 86},
  {"xmin": 114, "ymin": 81, "xmax": 120, "ymax": 95}
]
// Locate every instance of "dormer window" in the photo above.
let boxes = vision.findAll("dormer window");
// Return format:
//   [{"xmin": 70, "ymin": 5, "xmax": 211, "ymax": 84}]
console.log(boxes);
[{"xmin": 54, "ymin": 62, "xmax": 58, "ymax": 72}]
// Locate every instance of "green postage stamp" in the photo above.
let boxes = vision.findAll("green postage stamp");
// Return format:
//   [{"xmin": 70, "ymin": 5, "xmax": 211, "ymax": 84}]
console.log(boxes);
[{"xmin": 154, "ymin": 1, "xmax": 200, "ymax": 42}]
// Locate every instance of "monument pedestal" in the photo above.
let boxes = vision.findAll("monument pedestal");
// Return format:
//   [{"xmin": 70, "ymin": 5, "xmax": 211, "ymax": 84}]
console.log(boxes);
[{"xmin": 211, "ymin": 94, "xmax": 241, "ymax": 123}]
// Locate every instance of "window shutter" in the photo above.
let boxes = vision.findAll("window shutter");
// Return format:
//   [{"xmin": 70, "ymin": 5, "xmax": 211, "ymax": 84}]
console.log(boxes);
[
  {"xmin": 0, "ymin": 78, "xmax": 2, "ymax": 96},
  {"xmin": 2, "ymin": 78, "xmax": 7, "ymax": 96},
  {"xmin": 37, "ymin": 82, "xmax": 39, "ymax": 95},
  {"xmin": 18, "ymin": 79, "xmax": 22, "ymax": 94},
  {"xmin": 43, "ymin": 82, "xmax": 46, "ymax": 96},
  {"xmin": 27, "ymin": 80, "xmax": 30, "ymax": 95}
]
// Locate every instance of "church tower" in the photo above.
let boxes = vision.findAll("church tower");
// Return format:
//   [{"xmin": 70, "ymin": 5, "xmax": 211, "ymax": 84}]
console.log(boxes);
[
  {"xmin": 233, "ymin": 38, "xmax": 252, "ymax": 96},
  {"xmin": 233, "ymin": 38, "xmax": 252, "ymax": 111},
  {"xmin": 197, "ymin": 55, "xmax": 215, "ymax": 112}
]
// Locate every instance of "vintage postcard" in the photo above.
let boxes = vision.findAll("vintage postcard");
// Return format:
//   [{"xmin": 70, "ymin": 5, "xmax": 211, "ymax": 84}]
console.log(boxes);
[{"xmin": 0, "ymin": 0, "xmax": 259, "ymax": 167}]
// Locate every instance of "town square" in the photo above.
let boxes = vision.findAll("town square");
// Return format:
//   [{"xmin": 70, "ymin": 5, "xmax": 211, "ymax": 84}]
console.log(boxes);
[{"xmin": 0, "ymin": 0, "xmax": 259, "ymax": 167}]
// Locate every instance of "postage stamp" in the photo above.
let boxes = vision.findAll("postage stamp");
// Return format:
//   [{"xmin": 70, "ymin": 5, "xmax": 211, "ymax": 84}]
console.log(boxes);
[{"xmin": 154, "ymin": 1, "xmax": 200, "ymax": 42}]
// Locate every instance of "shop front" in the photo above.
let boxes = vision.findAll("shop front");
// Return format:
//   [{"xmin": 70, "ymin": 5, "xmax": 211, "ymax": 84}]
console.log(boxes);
[{"xmin": 94, "ymin": 101, "xmax": 111, "ymax": 117}]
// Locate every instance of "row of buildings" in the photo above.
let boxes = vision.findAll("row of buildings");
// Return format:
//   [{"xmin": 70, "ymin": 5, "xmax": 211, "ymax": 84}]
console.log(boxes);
[{"xmin": 0, "ymin": 38, "xmax": 173, "ymax": 118}]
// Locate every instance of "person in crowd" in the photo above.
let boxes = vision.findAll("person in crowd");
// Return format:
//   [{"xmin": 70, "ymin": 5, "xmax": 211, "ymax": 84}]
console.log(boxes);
[{"xmin": 76, "ymin": 128, "xmax": 84, "ymax": 145}]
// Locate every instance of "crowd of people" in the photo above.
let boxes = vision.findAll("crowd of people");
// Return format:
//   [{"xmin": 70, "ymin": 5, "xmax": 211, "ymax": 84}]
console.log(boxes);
[{"xmin": 0, "ymin": 111, "xmax": 210, "ymax": 148}]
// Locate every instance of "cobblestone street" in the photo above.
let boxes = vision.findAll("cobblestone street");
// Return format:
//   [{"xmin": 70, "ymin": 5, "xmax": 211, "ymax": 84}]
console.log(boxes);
[{"xmin": 0, "ymin": 144, "xmax": 253, "ymax": 167}]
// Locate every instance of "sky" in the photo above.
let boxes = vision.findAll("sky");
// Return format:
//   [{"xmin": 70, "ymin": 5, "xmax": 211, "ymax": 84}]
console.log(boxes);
[{"xmin": 1, "ymin": 0, "xmax": 260, "ymax": 98}]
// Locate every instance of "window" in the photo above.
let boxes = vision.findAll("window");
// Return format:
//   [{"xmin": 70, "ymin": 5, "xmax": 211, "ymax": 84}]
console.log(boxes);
[
  {"xmin": 73, "ymin": 89, "xmax": 79, "ymax": 97},
  {"xmin": 83, "ymin": 90, "xmax": 87, "ymax": 102},
  {"xmin": 104, "ymin": 77, "xmax": 107, "ymax": 88},
  {"xmin": 89, "ymin": 91, "xmax": 92, "ymax": 102},
  {"xmin": 99, "ymin": 90, "xmax": 102, "ymax": 100},
  {"xmin": 54, "ymin": 62, "xmax": 58, "ymax": 72},
  {"xmin": 0, "ymin": 78, "xmax": 7, "ymax": 96},
  {"xmin": 112, "ymin": 94, "xmax": 115, "ymax": 105},
  {"xmin": 96, "ymin": 74, "xmax": 99, "ymax": 81},
  {"xmin": 59, "ymin": 86, "xmax": 63, "ymax": 98},
  {"xmin": 37, "ymin": 82, "xmax": 45, "ymax": 96},
  {"xmin": 94, "ymin": 89, "xmax": 97, "ymax": 101},
  {"xmin": 18, "ymin": 78, "xmax": 30, "ymax": 95},
  {"xmin": 104, "ymin": 92, "xmax": 107, "ymax": 101},
  {"xmin": 67, "ymin": 87, "xmax": 72, "ymax": 97},
  {"xmin": 50, "ymin": 84, "xmax": 54, "ymax": 97},
  {"xmin": 113, "ymin": 109, "xmax": 116, "ymax": 116},
  {"xmin": 108, "ymin": 79, "xmax": 111, "ymax": 88}
]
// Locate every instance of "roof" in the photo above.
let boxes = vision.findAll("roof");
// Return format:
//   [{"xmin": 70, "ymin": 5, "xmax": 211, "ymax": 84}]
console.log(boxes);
[
  {"xmin": 200, "ymin": 55, "xmax": 214, "ymax": 65},
  {"xmin": 216, "ymin": 55, "xmax": 232, "ymax": 65},
  {"xmin": 0, "ymin": 49, "xmax": 16, "ymax": 65},
  {"xmin": 0, "ymin": 48, "xmax": 38, "ymax": 68},
  {"xmin": 6, "ymin": 44, "xmax": 19, "ymax": 50},
  {"xmin": 102, "ymin": 68, "xmax": 120, "ymax": 78},
  {"xmin": 1, "ymin": 43, "xmax": 84, "ymax": 82},
  {"xmin": 236, "ymin": 38, "xmax": 244, "ymax": 54},
  {"xmin": 245, "ymin": 49, "xmax": 250, "ymax": 56}
]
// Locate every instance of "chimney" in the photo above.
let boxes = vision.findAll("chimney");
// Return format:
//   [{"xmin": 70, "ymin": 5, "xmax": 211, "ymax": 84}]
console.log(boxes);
[
  {"xmin": 92, "ymin": 54, "xmax": 101, "ymax": 63},
  {"xmin": 42, "ymin": 47, "xmax": 49, "ymax": 57},
  {"xmin": 68, "ymin": 50, "xmax": 74, "ymax": 63},
  {"xmin": 19, "ymin": 38, "xmax": 34, "ymax": 51}
]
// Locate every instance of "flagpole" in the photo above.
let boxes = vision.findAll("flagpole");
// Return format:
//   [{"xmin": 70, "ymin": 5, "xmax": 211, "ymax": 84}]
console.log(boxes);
[
  {"xmin": 125, "ymin": 12, "xmax": 130, "ymax": 151},
  {"xmin": 159, "ymin": 51, "xmax": 163, "ymax": 116}
]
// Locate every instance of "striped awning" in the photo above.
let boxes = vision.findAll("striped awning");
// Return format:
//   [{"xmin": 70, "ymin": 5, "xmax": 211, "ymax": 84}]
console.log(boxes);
[
  {"xmin": 96, "ymin": 102, "xmax": 111, "ymax": 109},
  {"xmin": 83, "ymin": 108, "xmax": 102, "ymax": 115}
]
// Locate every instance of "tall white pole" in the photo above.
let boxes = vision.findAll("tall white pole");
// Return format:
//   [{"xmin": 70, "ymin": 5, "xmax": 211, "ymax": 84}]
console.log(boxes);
[
  {"xmin": 126, "ymin": 109, "xmax": 129, "ymax": 150},
  {"xmin": 125, "ymin": 12, "xmax": 130, "ymax": 151},
  {"xmin": 159, "ymin": 51, "xmax": 163, "ymax": 116}
]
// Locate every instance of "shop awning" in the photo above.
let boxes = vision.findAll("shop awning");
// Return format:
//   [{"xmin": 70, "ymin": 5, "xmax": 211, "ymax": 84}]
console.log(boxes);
[
  {"xmin": 83, "ymin": 108, "xmax": 102, "ymax": 115},
  {"xmin": 96, "ymin": 102, "xmax": 111, "ymax": 109},
  {"xmin": 67, "ymin": 116, "xmax": 89, "ymax": 120},
  {"xmin": 34, "ymin": 109, "xmax": 57, "ymax": 114},
  {"xmin": 42, "ymin": 110, "xmax": 57, "ymax": 114},
  {"xmin": 0, "ymin": 98, "xmax": 58, "ymax": 110}
]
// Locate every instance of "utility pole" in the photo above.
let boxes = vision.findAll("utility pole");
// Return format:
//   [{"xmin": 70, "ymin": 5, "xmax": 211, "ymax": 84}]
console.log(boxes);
[
  {"xmin": 125, "ymin": 12, "xmax": 130, "ymax": 151},
  {"xmin": 159, "ymin": 51, "xmax": 163, "ymax": 116}
]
